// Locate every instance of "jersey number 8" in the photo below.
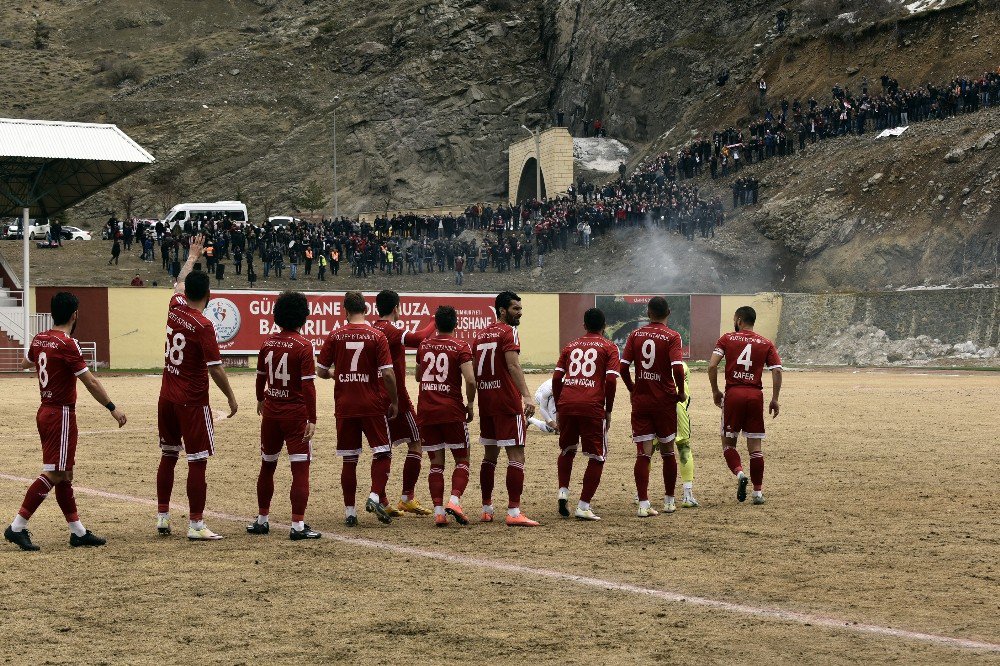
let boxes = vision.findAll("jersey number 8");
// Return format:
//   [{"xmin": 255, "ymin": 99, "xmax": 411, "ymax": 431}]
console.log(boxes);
[
  {"xmin": 165, "ymin": 326, "xmax": 186, "ymax": 366},
  {"xmin": 568, "ymin": 348, "xmax": 598, "ymax": 377}
]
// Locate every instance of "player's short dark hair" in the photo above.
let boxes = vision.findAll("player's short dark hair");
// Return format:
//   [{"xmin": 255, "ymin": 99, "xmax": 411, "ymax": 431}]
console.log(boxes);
[
  {"xmin": 495, "ymin": 290, "xmax": 521, "ymax": 315},
  {"xmin": 274, "ymin": 291, "xmax": 309, "ymax": 331},
  {"xmin": 435, "ymin": 305, "xmax": 457, "ymax": 333},
  {"xmin": 50, "ymin": 291, "xmax": 79, "ymax": 326},
  {"xmin": 375, "ymin": 290, "xmax": 400, "ymax": 317},
  {"xmin": 583, "ymin": 307, "xmax": 605, "ymax": 333},
  {"xmin": 647, "ymin": 296, "xmax": 670, "ymax": 319},
  {"xmin": 184, "ymin": 270, "xmax": 210, "ymax": 302},
  {"xmin": 735, "ymin": 305, "xmax": 757, "ymax": 325},
  {"xmin": 344, "ymin": 290, "xmax": 366, "ymax": 315}
]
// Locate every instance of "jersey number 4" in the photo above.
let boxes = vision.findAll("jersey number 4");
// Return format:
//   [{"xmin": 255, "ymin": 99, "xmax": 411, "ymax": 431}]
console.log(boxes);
[
  {"xmin": 264, "ymin": 351, "xmax": 291, "ymax": 386},
  {"xmin": 736, "ymin": 343, "xmax": 753, "ymax": 371}
]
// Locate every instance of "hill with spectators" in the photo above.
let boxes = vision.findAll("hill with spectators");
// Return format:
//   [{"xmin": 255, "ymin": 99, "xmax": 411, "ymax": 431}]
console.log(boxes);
[{"xmin": 0, "ymin": 0, "xmax": 997, "ymax": 290}]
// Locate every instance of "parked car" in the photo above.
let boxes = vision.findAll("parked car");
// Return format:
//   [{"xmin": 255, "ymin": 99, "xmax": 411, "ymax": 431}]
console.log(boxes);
[
  {"xmin": 4, "ymin": 220, "xmax": 50, "ymax": 240},
  {"xmin": 163, "ymin": 201, "xmax": 248, "ymax": 228},
  {"xmin": 60, "ymin": 226, "xmax": 92, "ymax": 241},
  {"xmin": 267, "ymin": 215, "xmax": 304, "ymax": 229}
]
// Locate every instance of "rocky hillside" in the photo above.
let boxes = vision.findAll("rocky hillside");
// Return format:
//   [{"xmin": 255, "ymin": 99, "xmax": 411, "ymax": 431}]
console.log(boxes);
[{"xmin": 0, "ymin": 0, "xmax": 997, "ymax": 291}]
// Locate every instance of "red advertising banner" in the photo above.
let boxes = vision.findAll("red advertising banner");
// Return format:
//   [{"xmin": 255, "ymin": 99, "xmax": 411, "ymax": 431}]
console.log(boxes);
[{"xmin": 203, "ymin": 290, "xmax": 497, "ymax": 354}]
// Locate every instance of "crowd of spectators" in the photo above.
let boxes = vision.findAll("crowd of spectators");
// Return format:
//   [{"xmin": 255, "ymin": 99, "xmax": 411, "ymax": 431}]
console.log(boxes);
[
  {"xmin": 669, "ymin": 67, "xmax": 1000, "ymax": 181},
  {"xmin": 102, "ymin": 157, "xmax": 726, "ymax": 285}
]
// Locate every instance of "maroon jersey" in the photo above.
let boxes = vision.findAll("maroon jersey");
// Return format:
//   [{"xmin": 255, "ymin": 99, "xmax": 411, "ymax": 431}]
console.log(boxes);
[
  {"xmin": 554, "ymin": 333, "xmax": 621, "ymax": 419},
  {"xmin": 160, "ymin": 294, "xmax": 222, "ymax": 406},
  {"xmin": 713, "ymin": 330, "xmax": 782, "ymax": 391},
  {"xmin": 27, "ymin": 330, "xmax": 89, "ymax": 407},
  {"xmin": 474, "ymin": 321, "xmax": 521, "ymax": 416},
  {"xmin": 621, "ymin": 322, "xmax": 684, "ymax": 414},
  {"xmin": 416, "ymin": 334, "xmax": 473, "ymax": 426},
  {"xmin": 317, "ymin": 322, "xmax": 393, "ymax": 417},
  {"xmin": 372, "ymin": 320, "xmax": 433, "ymax": 413},
  {"xmin": 256, "ymin": 331, "xmax": 317, "ymax": 422}
]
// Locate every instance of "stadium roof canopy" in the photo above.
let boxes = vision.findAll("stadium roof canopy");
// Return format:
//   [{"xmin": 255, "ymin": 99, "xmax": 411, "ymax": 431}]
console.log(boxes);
[{"xmin": 0, "ymin": 117, "xmax": 154, "ymax": 218}]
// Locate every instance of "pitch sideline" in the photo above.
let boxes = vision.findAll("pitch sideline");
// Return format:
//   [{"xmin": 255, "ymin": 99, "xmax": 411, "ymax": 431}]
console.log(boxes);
[{"xmin": 0, "ymin": 472, "xmax": 997, "ymax": 655}]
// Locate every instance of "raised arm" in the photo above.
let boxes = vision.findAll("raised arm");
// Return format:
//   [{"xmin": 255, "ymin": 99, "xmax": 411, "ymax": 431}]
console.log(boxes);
[{"xmin": 175, "ymin": 233, "xmax": 205, "ymax": 293}]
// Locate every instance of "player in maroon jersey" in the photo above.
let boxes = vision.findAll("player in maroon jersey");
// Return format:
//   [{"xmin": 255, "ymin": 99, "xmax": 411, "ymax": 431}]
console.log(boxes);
[
  {"xmin": 155, "ymin": 234, "xmax": 239, "ymax": 541},
  {"xmin": 317, "ymin": 291, "xmax": 399, "ymax": 526},
  {"xmin": 474, "ymin": 291, "xmax": 539, "ymax": 527},
  {"xmin": 416, "ymin": 306, "xmax": 477, "ymax": 527},
  {"xmin": 708, "ymin": 306, "xmax": 782, "ymax": 505},
  {"xmin": 620, "ymin": 297, "xmax": 686, "ymax": 517},
  {"xmin": 373, "ymin": 290, "xmax": 436, "ymax": 517},
  {"xmin": 247, "ymin": 291, "xmax": 320, "ymax": 540},
  {"xmin": 552, "ymin": 308, "xmax": 620, "ymax": 521},
  {"xmin": 4, "ymin": 292, "xmax": 127, "ymax": 552}
]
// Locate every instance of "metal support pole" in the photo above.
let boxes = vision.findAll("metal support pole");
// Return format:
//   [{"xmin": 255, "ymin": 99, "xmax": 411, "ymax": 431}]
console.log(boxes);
[{"xmin": 22, "ymin": 206, "xmax": 29, "ymax": 349}]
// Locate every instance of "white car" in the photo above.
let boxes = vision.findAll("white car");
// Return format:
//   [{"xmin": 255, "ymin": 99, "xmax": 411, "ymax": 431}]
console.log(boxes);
[
  {"xmin": 4, "ymin": 221, "xmax": 49, "ymax": 240},
  {"xmin": 61, "ymin": 226, "xmax": 92, "ymax": 241}
]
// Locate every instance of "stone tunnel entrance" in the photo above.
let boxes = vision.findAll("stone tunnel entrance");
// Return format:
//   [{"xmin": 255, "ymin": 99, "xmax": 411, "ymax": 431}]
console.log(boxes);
[{"xmin": 515, "ymin": 157, "xmax": 547, "ymax": 203}]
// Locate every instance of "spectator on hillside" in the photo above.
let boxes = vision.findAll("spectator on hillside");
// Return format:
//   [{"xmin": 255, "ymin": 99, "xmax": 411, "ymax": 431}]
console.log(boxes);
[{"xmin": 130, "ymin": 274, "xmax": 144, "ymax": 287}]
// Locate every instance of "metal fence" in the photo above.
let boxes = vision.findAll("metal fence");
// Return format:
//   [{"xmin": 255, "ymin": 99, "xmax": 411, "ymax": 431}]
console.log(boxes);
[{"xmin": 0, "ymin": 341, "xmax": 97, "ymax": 373}]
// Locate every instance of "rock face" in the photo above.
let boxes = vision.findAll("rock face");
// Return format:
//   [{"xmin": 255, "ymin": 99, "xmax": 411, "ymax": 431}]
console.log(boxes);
[
  {"xmin": 778, "ymin": 289, "xmax": 1000, "ymax": 366},
  {"xmin": 1, "ymin": 0, "xmax": 997, "ymax": 292}
]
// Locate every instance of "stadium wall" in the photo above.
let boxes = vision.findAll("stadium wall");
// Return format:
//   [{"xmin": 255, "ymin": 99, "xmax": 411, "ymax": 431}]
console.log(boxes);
[{"xmin": 39, "ymin": 287, "xmax": 1000, "ymax": 370}]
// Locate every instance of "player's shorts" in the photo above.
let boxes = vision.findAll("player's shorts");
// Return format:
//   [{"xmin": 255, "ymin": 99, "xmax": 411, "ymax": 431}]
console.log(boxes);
[
  {"xmin": 38, "ymin": 405, "xmax": 77, "ymax": 472},
  {"xmin": 558, "ymin": 415, "xmax": 608, "ymax": 462},
  {"xmin": 479, "ymin": 413, "xmax": 527, "ymax": 448},
  {"xmin": 419, "ymin": 421, "xmax": 470, "ymax": 452},
  {"xmin": 631, "ymin": 408, "xmax": 677, "ymax": 445},
  {"xmin": 336, "ymin": 415, "xmax": 391, "ymax": 457},
  {"xmin": 721, "ymin": 387, "xmax": 766, "ymax": 439},
  {"xmin": 158, "ymin": 398, "xmax": 215, "ymax": 462},
  {"xmin": 388, "ymin": 409, "xmax": 421, "ymax": 447},
  {"xmin": 261, "ymin": 416, "xmax": 312, "ymax": 463}
]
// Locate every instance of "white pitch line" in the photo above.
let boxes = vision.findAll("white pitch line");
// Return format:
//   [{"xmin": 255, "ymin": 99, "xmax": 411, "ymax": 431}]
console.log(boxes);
[
  {"xmin": 0, "ymin": 472, "xmax": 997, "ymax": 654},
  {"xmin": 2, "ymin": 428, "xmax": 155, "ymax": 440}
]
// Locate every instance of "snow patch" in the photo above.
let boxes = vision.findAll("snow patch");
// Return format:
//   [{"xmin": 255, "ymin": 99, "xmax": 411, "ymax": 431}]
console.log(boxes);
[
  {"xmin": 573, "ymin": 138, "xmax": 630, "ymax": 173},
  {"xmin": 905, "ymin": 0, "xmax": 948, "ymax": 13}
]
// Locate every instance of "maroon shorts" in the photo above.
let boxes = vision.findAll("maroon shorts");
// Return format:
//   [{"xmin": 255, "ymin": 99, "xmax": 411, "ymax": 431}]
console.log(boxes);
[
  {"xmin": 38, "ymin": 405, "xmax": 77, "ymax": 472},
  {"xmin": 158, "ymin": 398, "xmax": 215, "ymax": 462},
  {"xmin": 419, "ymin": 421, "xmax": 470, "ymax": 452},
  {"xmin": 478, "ymin": 413, "xmax": 527, "ymax": 448},
  {"xmin": 261, "ymin": 416, "xmax": 312, "ymax": 463},
  {"xmin": 388, "ymin": 408, "xmax": 421, "ymax": 446},
  {"xmin": 558, "ymin": 415, "xmax": 608, "ymax": 462},
  {"xmin": 721, "ymin": 387, "xmax": 766, "ymax": 439},
  {"xmin": 631, "ymin": 407, "xmax": 677, "ymax": 445},
  {"xmin": 336, "ymin": 415, "xmax": 390, "ymax": 457}
]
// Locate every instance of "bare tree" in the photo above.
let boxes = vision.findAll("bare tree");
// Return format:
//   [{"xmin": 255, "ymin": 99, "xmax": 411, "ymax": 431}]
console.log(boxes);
[{"xmin": 109, "ymin": 179, "xmax": 143, "ymax": 220}]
